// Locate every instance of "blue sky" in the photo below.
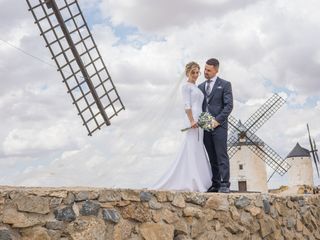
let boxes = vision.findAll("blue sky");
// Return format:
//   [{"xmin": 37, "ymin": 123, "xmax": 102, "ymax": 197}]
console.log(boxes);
[{"xmin": 0, "ymin": 0, "xmax": 319, "ymax": 190}]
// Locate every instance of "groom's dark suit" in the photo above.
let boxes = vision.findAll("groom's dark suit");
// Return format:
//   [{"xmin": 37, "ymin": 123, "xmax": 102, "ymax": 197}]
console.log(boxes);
[{"xmin": 198, "ymin": 77, "xmax": 233, "ymax": 189}]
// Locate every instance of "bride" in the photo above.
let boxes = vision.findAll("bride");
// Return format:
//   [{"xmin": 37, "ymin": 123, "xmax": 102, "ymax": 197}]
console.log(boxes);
[{"xmin": 152, "ymin": 62, "xmax": 212, "ymax": 192}]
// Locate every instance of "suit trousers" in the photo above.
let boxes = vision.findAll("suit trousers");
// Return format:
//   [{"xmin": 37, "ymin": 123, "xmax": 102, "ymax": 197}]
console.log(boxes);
[{"xmin": 203, "ymin": 126, "xmax": 230, "ymax": 188}]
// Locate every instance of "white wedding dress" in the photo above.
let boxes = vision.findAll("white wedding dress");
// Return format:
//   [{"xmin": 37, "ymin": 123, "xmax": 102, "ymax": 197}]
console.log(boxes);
[{"xmin": 152, "ymin": 82, "xmax": 212, "ymax": 192}]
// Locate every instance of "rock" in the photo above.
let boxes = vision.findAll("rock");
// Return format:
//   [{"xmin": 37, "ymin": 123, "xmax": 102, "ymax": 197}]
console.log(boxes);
[
  {"xmin": 98, "ymin": 190, "xmax": 121, "ymax": 202},
  {"xmin": 149, "ymin": 199, "xmax": 162, "ymax": 210},
  {"xmin": 286, "ymin": 217, "xmax": 296, "ymax": 229},
  {"xmin": 0, "ymin": 226, "xmax": 21, "ymax": 240},
  {"xmin": 185, "ymin": 193, "xmax": 207, "ymax": 206},
  {"xmin": 121, "ymin": 190, "xmax": 140, "ymax": 202},
  {"xmin": 172, "ymin": 194, "xmax": 185, "ymax": 208},
  {"xmin": 174, "ymin": 219, "xmax": 188, "ymax": 235},
  {"xmin": 205, "ymin": 196, "xmax": 229, "ymax": 211},
  {"xmin": 15, "ymin": 195, "xmax": 50, "ymax": 214},
  {"xmin": 3, "ymin": 207, "xmax": 48, "ymax": 228},
  {"xmin": 20, "ymin": 226, "xmax": 51, "ymax": 240},
  {"xmin": 191, "ymin": 218, "xmax": 207, "ymax": 238},
  {"xmin": 140, "ymin": 223, "xmax": 174, "ymax": 240},
  {"xmin": 262, "ymin": 199, "xmax": 270, "ymax": 214},
  {"xmin": 63, "ymin": 192, "xmax": 75, "ymax": 205},
  {"xmin": 259, "ymin": 217, "xmax": 274, "ymax": 238},
  {"xmin": 122, "ymin": 203, "xmax": 151, "ymax": 222},
  {"xmin": 102, "ymin": 209, "xmax": 121, "ymax": 223},
  {"xmin": 140, "ymin": 192, "xmax": 153, "ymax": 202},
  {"xmin": 46, "ymin": 220, "xmax": 65, "ymax": 230},
  {"xmin": 113, "ymin": 219, "xmax": 134, "ymax": 240},
  {"xmin": 245, "ymin": 205, "xmax": 261, "ymax": 217},
  {"xmin": 229, "ymin": 206, "xmax": 240, "ymax": 221},
  {"xmin": 235, "ymin": 196, "xmax": 251, "ymax": 209},
  {"xmin": 50, "ymin": 197, "xmax": 63, "ymax": 208},
  {"xmin": 66, "ymin": 216, "xmax": 107, "ymax": 240},
  {"xmin": 162, "ymin": 209, "xmax": 179, "ymax": 224},
  {"xmin": 80, "ymin": 200, "xmax": 100, "ymax": 216},
  {"xmin": 183, "ymin": 207, "xmax": 202, "ymax": 218},
  {"xmin": 54, "ymin": 206, "xmax": 76, "ymax": 222},
  {"xmin": 74, "ymin": 191, "xmax": 99, "ymax": 201},
  {"xmin": 154, "ymin": 192, "xmax": 167, "ymax": 202}
]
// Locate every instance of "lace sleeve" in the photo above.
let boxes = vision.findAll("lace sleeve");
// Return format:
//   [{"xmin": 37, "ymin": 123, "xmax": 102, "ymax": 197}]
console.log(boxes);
[{"xmin": 181, "ymin": 84, "xmax": 191, "ymax": 110}]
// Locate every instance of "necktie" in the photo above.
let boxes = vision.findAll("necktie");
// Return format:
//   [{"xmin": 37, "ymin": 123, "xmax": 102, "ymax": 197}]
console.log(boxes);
[{"xmin": 206, "ymin": 80, "xmax": 212, "ymax": 96}]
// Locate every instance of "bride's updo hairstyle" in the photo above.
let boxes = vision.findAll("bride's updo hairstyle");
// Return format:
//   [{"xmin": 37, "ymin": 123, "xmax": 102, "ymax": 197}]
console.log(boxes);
[{"xmin": 185, "ymin": 62, "xmax": 200, "ymax": 76}]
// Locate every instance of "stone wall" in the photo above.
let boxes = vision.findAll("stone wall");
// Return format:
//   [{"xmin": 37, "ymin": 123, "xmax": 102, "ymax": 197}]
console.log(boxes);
[{"xmin": 0, "ymin": 186, "xmax": 319, "ymax": 240}]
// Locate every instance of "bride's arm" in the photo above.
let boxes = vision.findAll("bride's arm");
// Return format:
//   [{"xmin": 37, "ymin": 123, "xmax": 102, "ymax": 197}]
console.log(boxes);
[
  {"xmin": 185, "ymin": 109, "xmax": 198, "ymax": 128},
  {"xmin": 182, "ymin": 85, "xmax": 197, "ymax": 128}
]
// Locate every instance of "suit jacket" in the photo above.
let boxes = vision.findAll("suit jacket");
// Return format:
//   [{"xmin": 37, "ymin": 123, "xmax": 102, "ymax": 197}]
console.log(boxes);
[{"xmin": 198, "ymin": 77, "xmax": 233, "ymax": 129}]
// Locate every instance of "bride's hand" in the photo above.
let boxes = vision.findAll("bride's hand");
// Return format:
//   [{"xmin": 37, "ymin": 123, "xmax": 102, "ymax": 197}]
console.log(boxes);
[{"xmin": 191, "ymin": 120, "xmax": 198, "ymax": 128}]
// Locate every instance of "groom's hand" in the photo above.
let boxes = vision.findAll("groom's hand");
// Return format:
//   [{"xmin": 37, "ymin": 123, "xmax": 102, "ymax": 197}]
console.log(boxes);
[{"xmin": 212, "ymin": 119, "xmax": 220, "ymax": 128}]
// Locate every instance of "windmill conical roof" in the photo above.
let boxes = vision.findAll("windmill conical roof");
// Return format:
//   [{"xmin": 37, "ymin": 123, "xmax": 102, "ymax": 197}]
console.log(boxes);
[{"xmin": 286, "ymin": 143, "xmax": 310, "ymax": 158}]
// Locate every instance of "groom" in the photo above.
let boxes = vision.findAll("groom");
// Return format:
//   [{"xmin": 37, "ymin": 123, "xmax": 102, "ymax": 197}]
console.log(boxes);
[{"xmin": 198, "ymin": 58, "xmax": 233, "ymax": 193}]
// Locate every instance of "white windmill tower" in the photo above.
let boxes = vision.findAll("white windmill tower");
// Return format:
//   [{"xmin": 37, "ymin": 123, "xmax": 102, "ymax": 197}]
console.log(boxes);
[{"xmin": 286, "ymin": 124, "xmax": 319, "ymax": 188}]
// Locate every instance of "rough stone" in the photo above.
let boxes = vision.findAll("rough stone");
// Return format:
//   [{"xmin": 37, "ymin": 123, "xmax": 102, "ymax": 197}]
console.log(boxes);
[
  {"xmin": 235, "ymin": 196, "xmax": 251, "ymax": 209},
  {"xmin": 98, "ymin": 190, "xmax": 121, "ymax": 202},
  {"xmin": 15, "ymin": 194, "xmax": 50, "ymax": 214},
  {"xmin": 46, "ymin": 220, "xmax": 65, "ymax": 230},
  {"xmin": 74, "ymin": 191, "xmax": 99, "ymax": 201},
  {"xmin": 66, "ymin": 216, "xmax": 107, "ymax": 240},
  {"xmin": 63, "ymin": 192, "xmax": 75, "ymax": 205},
  {"xmin": 140, "ymin": 192, "xmax": 153, "ymax": 202},
  {"xmin": 0, "ymin": 226, "xmax": 21, "ymax": 240},
  {"xmin": 50, "ymin": 197, "xmax": 63, "ymax": 208},
  {"xmin": 80, "ymin": 200, "xmax": 100, "ymax": 216},
  {"xmin": 174, "ymin": 219, "xmax": 188, "ymax": 235},
  {"xmin": 205, "ymin": 196, "xmax": 229, "ymax": 211},
  {"xmin": 263, "ymin": 199, "xmax": 271, "ymax": 214},
  {"xmin": 102, "ymin": 209, "xmax": 121, "ymax": 223},
  {"xmin": 185, "ymin": 193, "xmax": 207, "ymax": 206},
  {"xmin": 54, "ymin": 206, "xmax": 76, "ymax": 222},
  {"xmin": 245, "ymin": 205, "xmax": 262, "ymax": 217},
  {"xmin": 183, "ymin": 207, "xmax": 203, "ymax": 218},
  {"xmin": 121, "ymin": 190, "xmax": 140, "ymax": 202},
  {"xmin": 172, "ymin": 194, "xmax": 185, "ymax": 208},
  {"xmin": 154, "ymin": 191, "xmax": 167, "ymax": 202},
  {"xmin": 20, "ymin": 226, "xmax": 51, "ymax": 240},
  {"xmin": 3, "ymin": 207, "xmax": 48, "ymax": 228},
  {"xmin": 162, "ymin": 209, "xmax": 179, "ymax": 224},
  {"xmin": 113, "ymin": 219, "xmax": 134, "ymax": 240},
  {"xmin": 122, "ymin": 203, "xmax": 151, "ymax": 222},
  {"xmin": 140, "ymin": 223, "xmax": 174, "ymax": 240},
  {"xmin": 149, "ymin": 199, "xmax": 162, "ymax": 210}
]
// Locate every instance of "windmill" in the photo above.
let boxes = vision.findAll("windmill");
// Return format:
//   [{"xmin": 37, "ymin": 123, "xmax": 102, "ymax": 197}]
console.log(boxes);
[
  {"xmin": 25, "ymin": 0, "xmax": 125, "ymax": 136},
  {"xmin": 227, "ymin": 93, "xmax": 291, "ymax": 192},
  {"xmin": 285, "ymin": 124, "xmax": 319, "ymax": 190}
]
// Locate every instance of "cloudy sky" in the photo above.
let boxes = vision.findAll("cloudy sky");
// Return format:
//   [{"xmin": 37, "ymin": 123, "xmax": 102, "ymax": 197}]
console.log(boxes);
[{"xmin": 0, "ymin": 0, "xmax": 319, "ymax": 189}]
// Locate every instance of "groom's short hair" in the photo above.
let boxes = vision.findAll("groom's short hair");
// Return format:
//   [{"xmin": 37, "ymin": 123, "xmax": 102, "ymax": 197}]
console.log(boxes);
[{"xmin": 206, "ymin": 58, "xmax": 219, "ymax": 67}]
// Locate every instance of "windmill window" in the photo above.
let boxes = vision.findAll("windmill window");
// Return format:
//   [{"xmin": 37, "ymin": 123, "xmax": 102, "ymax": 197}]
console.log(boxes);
[{"xmin": 239, "ymin": 164, "xmax": 243, "ymax": 170}]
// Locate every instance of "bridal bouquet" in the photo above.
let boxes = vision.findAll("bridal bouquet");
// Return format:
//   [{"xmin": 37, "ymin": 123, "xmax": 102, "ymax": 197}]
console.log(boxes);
[{"xmin": 181, "ymin": 112, "xmax": 215, "ymax": 132}]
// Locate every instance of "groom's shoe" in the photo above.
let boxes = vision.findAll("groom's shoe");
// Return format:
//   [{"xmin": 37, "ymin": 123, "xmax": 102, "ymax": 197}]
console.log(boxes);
[
  {"xmin": 207, "ymin": 186, "xmax": 219, "ymax": 193},
  {"xmin": 218, "ymin": 186, "xmax": 230, "ymax": 193}
]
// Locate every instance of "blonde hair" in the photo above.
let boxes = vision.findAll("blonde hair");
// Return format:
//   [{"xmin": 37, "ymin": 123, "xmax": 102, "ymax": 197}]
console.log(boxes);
[{"xmin": 185, "ymin": 61, "xmax": 200, "ymax": 76}]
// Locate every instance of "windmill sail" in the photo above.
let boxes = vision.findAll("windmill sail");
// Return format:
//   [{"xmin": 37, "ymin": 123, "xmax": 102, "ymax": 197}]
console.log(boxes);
[
  {"xmin": 307, "ymin": 124, "xmax": 320, "ymax": 177},
  {"xmin": 26, "ymin": 0, "xmax": 125, "ymax": 136}
]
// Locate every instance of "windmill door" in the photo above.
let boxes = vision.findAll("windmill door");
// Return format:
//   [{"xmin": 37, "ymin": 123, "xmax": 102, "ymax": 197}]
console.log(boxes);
[{"xmin": 238, "ymin": 181, "xmax": 247, "ymax": 192}]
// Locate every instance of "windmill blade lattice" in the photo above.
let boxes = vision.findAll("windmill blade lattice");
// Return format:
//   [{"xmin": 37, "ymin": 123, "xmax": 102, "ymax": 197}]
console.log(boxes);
[
  {"xmin": 26, "ymin": 0, "xmax": 125, "ymax": 136},
  {"xmin": 245, "ymin": 132, "xmax": 291, "ymax": 175},
  {"xmin": 243, "ymin": 93, "xmax": 285, "ymax": 134}
]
